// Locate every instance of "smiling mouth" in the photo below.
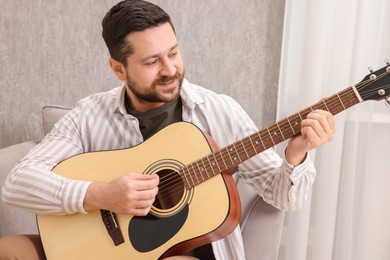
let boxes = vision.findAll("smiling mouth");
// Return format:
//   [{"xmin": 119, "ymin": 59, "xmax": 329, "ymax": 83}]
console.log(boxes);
[
  {"xmin": 157, "ymin": 74, "xmax": 177, "ymax": 83},
  {"xmin": 161, "ymin": 79, "xmax": 174, "ymax": 85},
  {"xmin": 157, "ymin": 78, "xmax": 177, "ymax": 88}
]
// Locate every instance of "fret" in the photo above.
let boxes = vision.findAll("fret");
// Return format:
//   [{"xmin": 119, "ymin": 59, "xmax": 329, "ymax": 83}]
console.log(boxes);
[
  {"xmin": 231, "ymin": 145, "xmax": 241, "ymax": 162},
  {"xmin": 249, "ymin": 136, "xmax": 259, "ymax": 153},
  {"xmin": 279, "ymin": 119, "xmax": 295, "ymax": 139},
  {"xmin": 205, "ymin": 156, "xmax": 214, "ymax": 177},
  {"xmin": 269, "ymin": 125, "xmax": 279, "ymax": 141},
  {"xmin": 336, "ymin": 93, "xmax": 346, "ymax": 109},
  {"xmin": 297, "ymin": 112, "xmax": 303, "ymax": 123},
  {"xmin": 290, "ymin": 115, "xmax": 301, "ymax": 131},
  {"xmin": 274, "ymin": 125, "xmax": 286, "ymax": 143},
  {"xmin": 195, "ymin": 164, "xmax": 204, "ymax": 184},
  {"xmin": 199, "ymin": 159, "xmax": 207, "ymax": 181},
  {"xmin": 212, "ymin": 153, "xmax": 222, "ymax": 173},
  {"xmin": 301, "ymin": 108, "xmax": 312, "ymax": 119},
  {"xmin": 260, "ymin": 130, "xmax": 274, "ymax": 148},
  {"xmin": 226, "ymin": 147, "xmax": 236, "ymax": 164},
  {"xmin": 256, "ymin": 132, "xmax": 267, "ymax": 150},
  {"xmin": 195, "ymin": 162, "xmax": 203, "ymax": 184},
  {"xmin": 241, "ymin": 140, "xmax": 250, "ymax": 159},
  {"xmin": 286, "ymin": 117, "xmax": 296, "ymax": 135},
  {"xmin": 218, "ymin": 150, "xmax": 228, "ymax": 170},
  {"xmin": 322, "ymin": 100, "xmax": 330, "ymax": 112},
  {"xmin": 181, "ymin": 167, "xmax": 191, "ymax": 188},
  {"xmin": 276, "ymin": 122, "xmax": 286, "ymax": 140},
  {"xmin": 184, "ymin": 167, "xmax": 193, "ymax": 188},
  {"xmin": 188, "ymin": 164, "xmax": 196, "ymax": 186},
  {"xmin": 266, "ymin": 127, "xmax": 276, "ymax": 146}
]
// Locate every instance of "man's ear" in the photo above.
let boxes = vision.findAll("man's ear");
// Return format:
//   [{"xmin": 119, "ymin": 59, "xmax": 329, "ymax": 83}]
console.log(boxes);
[{"xmin": 109, "ymin": 58, "xmax": 126, "ymax": 81}]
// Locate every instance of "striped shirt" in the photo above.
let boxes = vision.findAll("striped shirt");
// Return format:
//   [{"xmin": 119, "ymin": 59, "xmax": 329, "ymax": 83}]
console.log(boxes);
[{"xmin": 2, "ymin": 79, "xmax": 316, "ymax": 259}]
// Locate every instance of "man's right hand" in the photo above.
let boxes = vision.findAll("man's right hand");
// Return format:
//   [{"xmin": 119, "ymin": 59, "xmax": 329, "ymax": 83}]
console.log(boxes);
[{"xmin": 83, "ymin": 173, "xmax": 159, "ymax": 216}]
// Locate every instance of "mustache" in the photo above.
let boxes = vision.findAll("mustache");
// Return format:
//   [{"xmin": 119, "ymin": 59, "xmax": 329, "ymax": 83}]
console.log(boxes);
[{"xmin": 154, "ymin": 72, "xmax": 182, "ymax": 85}]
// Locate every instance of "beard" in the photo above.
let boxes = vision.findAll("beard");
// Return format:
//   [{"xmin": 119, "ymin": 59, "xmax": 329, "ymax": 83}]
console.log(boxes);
[{"xmin": 126, "ymin": 71, "xmax": 184, "ymax": 104}]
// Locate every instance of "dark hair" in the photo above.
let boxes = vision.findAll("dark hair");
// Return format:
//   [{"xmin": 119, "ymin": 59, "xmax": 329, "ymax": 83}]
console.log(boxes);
[{"xmin": 102, "ymin": 0, "xmax": 175, "ymax": 66}]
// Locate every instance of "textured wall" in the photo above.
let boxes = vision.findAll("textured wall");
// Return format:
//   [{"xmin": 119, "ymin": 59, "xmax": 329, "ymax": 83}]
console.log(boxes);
[{"xmin": 0, "ymin": 0, "xmax": 285, "ymax": 148}]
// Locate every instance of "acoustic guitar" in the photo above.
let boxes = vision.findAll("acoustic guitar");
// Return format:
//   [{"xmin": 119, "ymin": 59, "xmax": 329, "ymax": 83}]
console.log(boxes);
[{"xmin": 37, "ymin": 63, "xmax": 390, "ymax": 259}]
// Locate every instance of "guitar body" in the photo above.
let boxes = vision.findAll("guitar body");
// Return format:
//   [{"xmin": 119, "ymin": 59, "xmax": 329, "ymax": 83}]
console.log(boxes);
[{"xmin": 37, "ymin": 122, "xmax": 240, "ymax": 259}]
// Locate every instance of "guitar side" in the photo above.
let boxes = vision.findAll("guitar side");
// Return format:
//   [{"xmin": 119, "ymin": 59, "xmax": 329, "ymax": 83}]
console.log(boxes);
[{"xmin": 37, "ymin": 122, "xmax": 240, "ymax": 260}]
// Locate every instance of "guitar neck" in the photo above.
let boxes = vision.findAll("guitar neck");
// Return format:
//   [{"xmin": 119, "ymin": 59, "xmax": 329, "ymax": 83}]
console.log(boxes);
[{"xmin": 182, "ymin": 86, "xmax": 362, "ymax": 189}]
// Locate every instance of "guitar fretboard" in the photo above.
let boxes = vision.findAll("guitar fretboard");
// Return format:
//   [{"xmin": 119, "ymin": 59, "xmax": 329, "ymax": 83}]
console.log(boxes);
[{"xmin": 181, "ymin": 86, "xmax": 362, "ymax": 189}]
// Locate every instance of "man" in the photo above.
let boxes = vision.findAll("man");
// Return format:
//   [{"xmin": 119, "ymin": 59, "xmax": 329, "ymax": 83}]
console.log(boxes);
[{"xmin": 0, "ymin": 0, "xmax": 335, "ymax": 259}]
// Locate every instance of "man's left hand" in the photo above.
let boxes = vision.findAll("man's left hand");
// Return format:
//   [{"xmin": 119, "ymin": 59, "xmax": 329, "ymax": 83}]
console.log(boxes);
[{"xmin": 285, "ymin": 109, "xmax": 335, "ymax": 166}]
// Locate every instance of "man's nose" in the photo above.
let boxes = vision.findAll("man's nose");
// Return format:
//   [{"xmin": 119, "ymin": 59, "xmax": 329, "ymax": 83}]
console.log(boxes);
[{"xmin": 160, "ymin": 58, "xmax": 176, "ymax": 77}]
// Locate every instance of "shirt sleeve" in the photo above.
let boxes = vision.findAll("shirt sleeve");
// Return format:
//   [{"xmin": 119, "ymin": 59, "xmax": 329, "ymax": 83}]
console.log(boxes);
[
  {"xmin": 227, "ymin": 96, "xmax": 316, "ymax": 211},
  {"xmin": 237, "ymin": 148, "xmax": 316, "ymax": 211},
  {"xmin": 1, "ymin": 106, "xmax": 91, "ymax": 215}
]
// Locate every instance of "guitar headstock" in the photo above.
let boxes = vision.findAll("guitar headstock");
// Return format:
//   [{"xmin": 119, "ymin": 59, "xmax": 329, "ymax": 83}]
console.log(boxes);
[{"xmin": 356, "ymin": 61, "xmax": 390, "ymax": 105}]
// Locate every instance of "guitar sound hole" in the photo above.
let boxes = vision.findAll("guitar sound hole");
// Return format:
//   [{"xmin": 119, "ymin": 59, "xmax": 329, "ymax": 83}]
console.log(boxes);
[{"xmin": 153, "ymin": 170, "xmax": 184, "ymax": 210}]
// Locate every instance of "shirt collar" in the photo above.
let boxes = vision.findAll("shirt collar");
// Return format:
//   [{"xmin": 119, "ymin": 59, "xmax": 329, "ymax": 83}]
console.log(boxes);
[
  {"xmin": 179, "ymin": 79, "xmax": 204, "ymax": 110},
  {"xmin": 113, "ymin": 78, "xmax": 204, "ymax": 115},
  {"xmin": 114, "ymin": 84, "xmax": 128, "ymax": 115}
]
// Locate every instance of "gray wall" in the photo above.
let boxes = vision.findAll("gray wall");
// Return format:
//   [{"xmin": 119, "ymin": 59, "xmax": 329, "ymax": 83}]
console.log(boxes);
[{"xmin": 0, "ymin": 0, "xmax": 285, "ymax": 148}]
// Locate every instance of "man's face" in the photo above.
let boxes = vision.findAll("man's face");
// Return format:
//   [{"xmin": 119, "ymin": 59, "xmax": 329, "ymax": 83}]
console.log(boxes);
[{"xmin": 124, "ymin": 22, "xmax": 184, "ymax": 112}]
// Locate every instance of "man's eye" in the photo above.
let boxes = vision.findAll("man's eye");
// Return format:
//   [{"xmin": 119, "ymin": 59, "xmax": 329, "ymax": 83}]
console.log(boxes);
[
  {"xmin": 146, "ymin": 59, "xmax": 158, "ymax": 65},
  {"xmin": 169, "ymin": 52, "xmax": 177, "ymax": 58}
]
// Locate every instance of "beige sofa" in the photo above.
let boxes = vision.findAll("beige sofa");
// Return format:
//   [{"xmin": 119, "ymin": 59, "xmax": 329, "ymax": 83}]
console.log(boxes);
[{"xmin": 0, "ymin": 106, "xmax": 285, "ymax": 260}]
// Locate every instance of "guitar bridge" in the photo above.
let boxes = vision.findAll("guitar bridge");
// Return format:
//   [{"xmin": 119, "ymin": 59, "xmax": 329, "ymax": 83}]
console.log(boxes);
[{"xmin": 100, "ymin": 210, "xmax": 125, "ymax": 246}]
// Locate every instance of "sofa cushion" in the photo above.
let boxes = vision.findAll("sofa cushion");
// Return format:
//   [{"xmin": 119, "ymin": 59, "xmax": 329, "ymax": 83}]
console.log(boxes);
[
  {"xmin": 41, "ymin": 105, "xmax": 72, "ymax": 135},
  {"xmin": 1, "ymin": 105, "xmax": 70, "ymax": 236},
  {"xmin": 0, "ymin": 141, "xmax": 40, "ymax": 236}
]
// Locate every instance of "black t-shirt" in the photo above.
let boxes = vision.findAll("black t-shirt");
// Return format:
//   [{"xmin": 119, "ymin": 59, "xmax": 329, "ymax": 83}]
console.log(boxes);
[
  {"xmin": 126, "ymin": 96, "xmax": 216, "ymax": 259},
  {"xmin": 126, "ymin": 98, "xmax": 183, "ymax": 141}
]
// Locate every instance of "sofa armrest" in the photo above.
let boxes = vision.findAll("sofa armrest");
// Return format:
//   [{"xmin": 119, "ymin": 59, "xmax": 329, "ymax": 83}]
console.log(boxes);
[
  {"xmin": 0, "ymin": 141, "xmax": 40, "ymax": 237},
  {"xmin": 238, "ymin": 178, "xmax": 285, "ymax": 260}
]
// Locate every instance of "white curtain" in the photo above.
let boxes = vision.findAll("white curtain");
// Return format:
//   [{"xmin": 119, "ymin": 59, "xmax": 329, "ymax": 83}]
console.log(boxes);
[{"xmin": 277, "ymin": 0, "xmax": 390, "ymax": 259}]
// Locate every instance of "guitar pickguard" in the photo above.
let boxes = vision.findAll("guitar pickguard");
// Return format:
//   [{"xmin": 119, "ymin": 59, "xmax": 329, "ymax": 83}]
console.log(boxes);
[{"xmin": 129, "ymin": 204, "xmax": 189, "ymax": 252}]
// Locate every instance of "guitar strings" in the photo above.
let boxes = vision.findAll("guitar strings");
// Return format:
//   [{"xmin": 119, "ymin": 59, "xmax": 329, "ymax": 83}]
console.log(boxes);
[
  {"xmin": 155, "ymin": 68, "xmax": 390, "ymax": 205},
  {"xmin": 156, "ymin": 90, "xmax": 356, "ymax": 202},
  {"xmin": 155, "ymin": 103, "xmax": 345, "ymax": 203},
  {"xmin": 157, "ymin": 93, "xmax": 351, "ymax": 195}
]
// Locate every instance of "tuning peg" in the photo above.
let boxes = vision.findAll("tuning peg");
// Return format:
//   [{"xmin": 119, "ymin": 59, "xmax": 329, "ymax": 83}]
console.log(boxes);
[
  {"xmin": 385, "ymin": 59, "xmax": 390, "ymax": 65},
  {"xmin": 368, "ymin": 66, "xmax": 377, "ymax": 80},
  {"xmin": 368, "ymin": 67, "xmax": 377, "ymax": 80}
]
